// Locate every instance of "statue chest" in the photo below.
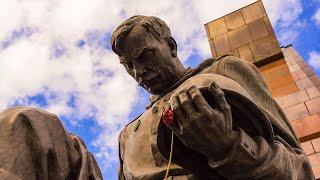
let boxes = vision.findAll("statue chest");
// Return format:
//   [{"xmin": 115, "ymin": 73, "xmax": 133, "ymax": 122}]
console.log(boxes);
[{"xmin": 121, "ymin": 94, "xmax": 192, "ymax": 179}]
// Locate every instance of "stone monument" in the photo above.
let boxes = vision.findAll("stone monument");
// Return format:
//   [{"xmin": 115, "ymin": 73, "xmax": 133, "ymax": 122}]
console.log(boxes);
[{"xmin": 205, "ymin": 1, "xmax": 320, "ymax": 178}]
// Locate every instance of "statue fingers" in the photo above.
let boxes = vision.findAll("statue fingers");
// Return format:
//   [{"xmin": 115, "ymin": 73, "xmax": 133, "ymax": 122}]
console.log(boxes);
[
  {"xmin": 209, "ymin": 82, "xmax": 232, "ymax": 129},
  {"xmin": 168, "ymin": 93, "xmax": 184, "ymax": 134},
  {"xmin": 188, "ymin": 85, "xmax": 212, "ymax": 114},
  {"xmin": 209, "ymin": 82, "xmax": 231, "ymax": 112},
  {"xmin": 178, "ymin": 89, "xmax": 201, "ymax": 129}
]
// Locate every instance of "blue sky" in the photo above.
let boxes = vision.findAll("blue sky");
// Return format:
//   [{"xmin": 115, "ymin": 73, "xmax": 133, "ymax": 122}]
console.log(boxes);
[{"xmin": 1, "ymin": 0, "xmax": 320, "ymax": 179}]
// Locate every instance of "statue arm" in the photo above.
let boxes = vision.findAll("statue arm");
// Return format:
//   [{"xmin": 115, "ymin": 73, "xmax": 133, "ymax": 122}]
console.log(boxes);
[
  {"xmin": 205, "ymin": 56, "xmax": 314, "ymax": 179},
  {"xmin": 209, "ymin": 128, "xmax": 313, "ymax": 179},
  {"xmin": 118, "ymin": 155, "xmax": 125, "ymax": 180},
  {"xmin": 118, "ymin": 129, "xmax": 126, "ymax": 180}
]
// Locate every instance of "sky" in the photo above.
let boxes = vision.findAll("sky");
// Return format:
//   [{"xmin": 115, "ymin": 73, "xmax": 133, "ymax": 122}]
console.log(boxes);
[{"xmin": 0, "ymin": 0, "xmax": 320, "ymax": 179}]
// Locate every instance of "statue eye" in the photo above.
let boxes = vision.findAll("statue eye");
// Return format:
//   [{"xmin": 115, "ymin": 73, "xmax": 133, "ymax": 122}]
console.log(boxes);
[{"xmin": 141, "ymin": 49, "xmax": 154, "ymax": 59}]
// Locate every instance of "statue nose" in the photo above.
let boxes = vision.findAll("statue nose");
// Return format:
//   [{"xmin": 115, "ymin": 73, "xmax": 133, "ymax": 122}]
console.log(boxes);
[{"xmin": 134, "ymin": 66, "xmax": 148, "ymax": 80}]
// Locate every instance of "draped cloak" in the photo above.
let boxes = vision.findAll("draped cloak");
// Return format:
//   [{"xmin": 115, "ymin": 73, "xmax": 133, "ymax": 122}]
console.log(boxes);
[
  {"xmin": 118, "ymin": 56, "xmax": 314, "ymax": 179},
  {"xmin": 0, "ymin": 107, "xmax": 102, "ymax": 180}
]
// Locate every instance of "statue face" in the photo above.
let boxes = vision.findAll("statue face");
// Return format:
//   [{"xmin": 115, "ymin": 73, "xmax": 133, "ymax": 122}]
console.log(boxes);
[{"xmin": 118, "ymin": 25, "xmax": 182, "ymax": 95}]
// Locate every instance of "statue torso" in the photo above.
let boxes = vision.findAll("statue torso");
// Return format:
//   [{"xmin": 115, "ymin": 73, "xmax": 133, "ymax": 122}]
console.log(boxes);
[
  {"xmin": 119, "ymin": 93, "xmax": 200, "ymax": 179},
  {"xmin": 119, "ymin": 64, "xmax": 227, "ymax": 180}
]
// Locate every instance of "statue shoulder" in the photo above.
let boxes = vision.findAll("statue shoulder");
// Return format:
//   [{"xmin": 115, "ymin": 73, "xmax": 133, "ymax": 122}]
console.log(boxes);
[
  {"xmin": 119, "ymin": 112, "xmax": 145, "ymax": 139},
  {"xmin": 119, "ymin": 114, "xmax": 143, "ymax": 145},
  {"xmin": 123, "ymin": 113, "xmax": 143, "ymax": 128},
  {"xmin": 200, "ymin": 55, "xmax": 252, "ymax": 75}
]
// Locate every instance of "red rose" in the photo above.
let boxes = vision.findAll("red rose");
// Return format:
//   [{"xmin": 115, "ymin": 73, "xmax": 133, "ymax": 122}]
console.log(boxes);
[{"xmin": 161, "ymin": 109, "xmax": 174, "ymax": 126}]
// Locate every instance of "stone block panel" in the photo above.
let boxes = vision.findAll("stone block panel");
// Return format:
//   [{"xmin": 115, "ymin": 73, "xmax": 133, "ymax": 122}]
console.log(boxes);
[
  {"xmin": 249, "ymin": 35, "xmax": 280, "ymax": 62},
  {"xmin": 303, "ymin": 67, "xmax": 315, "ymax": 77},
  {"xmin": 263, "ymin": 16, "xmax": 274, "ymax": 36},
  {"xmin": 261, "ymin": 63, "xmax": 291, "ymax": 82},
  {"xmin": 248, "ymin": 19, "xmax": 269, "ymax": 40},
  {"xmin": 306, "ymin": 86, "xmax": 320, "ymax": 99},
  {"xmin": 291, "ymin": 70, "xmax": 307, "ymax": 81},
  {"xmin": 238, "ymin": 45, "xmax": 254, "ymax": 63},
  {"xmin": 284, "ymin": 103, "xmax": 309, "ymax": 121},
  {"xmin": 301, "ymin": 141, "xmax": 315, "ymax": 155},
  {"xmin": 282, "ymin": 46, "xmax": 297, "ymax": 58},
  {"xmin": 213, "ymin": 34, "xmax": 231, "ymax": 55},
  {"xmin": 292, "ymin": 55, "xmax": 304, "ymax": 62},
  {"xmin": 297, "ymin": 61, "xmax": 309, "ymax": 69},
  {"xmin": 306, "ymin": 97, "xmax": 320, "ymax": 115},
  {"xmin": 258, "ymin": 1, "xmax": 267, "ymax": 15},
  {"xmin": 241, "ymin": 2, "xmax": 264, "ymax": 24},
  {"xmin": 291, "ymin": 72, "xmax": 299, "ymax": 81},
  {"xmin": 285, "ymin": 59, "xmax": 296, "ymax": 66},
  {"xmin": 205, "ymin": 24, "xmax": 210, "ymax": 36},
  {"xmin": 308, "ymin": 153, "xmax": 320, "ymax": 179},
  {"xmin": 270, "ymin": 82, "xmax": 298, "ymax": 97},
  {"xmin": 291, "ymin": 114, "xmax": 320, "ymax": 142},
  {"xmin": 275, "ymin": 90, "xmax": 309, "ymax": 109},
  {"xmin": 228, "ymin": 25, "xmax": 253, "ymax": 49},
  {"xmin": 296, "ymin": 77, "xmax": 314, "ymax": 90},
  {"xmin": 312, "ymin": 138, "xmax": 320, "ymax": 153},
  {"xmin": 289, "ymin": 51, "xmax": 301, "ymax": 59},
  {"xmin": 310, "ymin": 75, "xmax": 320, "ymax": 86},
  {"xmin": 288, "ymin": 64, "xmax": 301, "ymax": 73},
  {"xmin": 208, "ymin": 40, "xmax": 217, "ymax": 57},
  {"xmin": 225, "ymin": 10, "xmax": 245, "ymax": 31},
  {"xmin": 267, "ymin": 74, "xmax": 295, "ymax": 90},
  {"xmin": 205, "ymin": 1, "xmax": 282, "ymax": 64},
  {"xmin": 260, "ymin": 58, "xmax": 297, "ymax": 96},
  {"xmin": 207, "ymin": 18, "xmax": 228, "ymax": 37}
]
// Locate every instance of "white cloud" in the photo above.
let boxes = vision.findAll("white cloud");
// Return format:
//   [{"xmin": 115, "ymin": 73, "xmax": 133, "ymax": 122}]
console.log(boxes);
[
  {"xmin": 313, "ymin": 8, "xmax": 320, "ymax": 26},
  {"xmin": 0, "ymin": 37, "xmax": 49, "ymax": 109},
  {"xmin": 0, "ymin": 24, "xmax": 139, "ymax": 167},
  {"xmin": 0, "ymin": 0, "xmax": 305, "ymax": 172},
  {"xmin": 276, "ymin": 20, "xmax": 306, "ymax": 45},
  {"xmin": 308, "ymin": 51, "xmax": 320, "ymax": 70},
  {"xmin": 263, "ymin": 0, "xmax": 302, "ymax": 26},
  {"xmin": 263, "ymin": 0, "xmax": 304, "ymax": 45}
]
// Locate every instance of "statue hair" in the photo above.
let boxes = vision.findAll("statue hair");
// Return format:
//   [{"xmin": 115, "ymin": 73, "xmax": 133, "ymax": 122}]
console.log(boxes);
[{"xmin": 111, "ymin": 15, "xmax": 174, "ymax": 56}]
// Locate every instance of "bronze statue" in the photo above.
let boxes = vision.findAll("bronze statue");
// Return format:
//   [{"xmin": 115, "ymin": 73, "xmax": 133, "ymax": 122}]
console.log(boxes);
[
  {"xmin": 0, "ymin": 107, "xmax": 102, "ymax": 179},
  {"xmin": 112, "ymin": 15, "xmax": 314, "ymax": 179}
]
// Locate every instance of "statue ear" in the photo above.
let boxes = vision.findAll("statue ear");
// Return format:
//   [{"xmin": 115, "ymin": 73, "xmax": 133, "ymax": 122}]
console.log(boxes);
[{"xmin": 167, "ymin": 37, "xmax": 177, "ymax": 57}]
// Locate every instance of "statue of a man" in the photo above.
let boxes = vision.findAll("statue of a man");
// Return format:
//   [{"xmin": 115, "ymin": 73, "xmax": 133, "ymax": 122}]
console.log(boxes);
[{"xmin": 112, "ymin": 15, "xmax": 314, "ymax": 179}]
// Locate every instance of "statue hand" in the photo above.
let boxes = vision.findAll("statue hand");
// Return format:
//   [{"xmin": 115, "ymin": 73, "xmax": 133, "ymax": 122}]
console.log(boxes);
[{"xmin": 168, "ymin": 83, "xmax": 237, "ymax": 159}]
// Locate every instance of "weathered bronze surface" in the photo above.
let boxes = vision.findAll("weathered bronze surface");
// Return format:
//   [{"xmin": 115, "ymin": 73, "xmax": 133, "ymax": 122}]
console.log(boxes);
[
  {"xmin": 0, "ymin": 107, "xmax": 102, "ymax": 179},
  {"xmin": 112, "ymin": 15, "xmax": 314, "ymax": 179}
]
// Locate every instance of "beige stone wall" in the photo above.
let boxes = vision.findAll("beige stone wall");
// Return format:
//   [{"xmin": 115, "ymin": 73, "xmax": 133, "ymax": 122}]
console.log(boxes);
[
  {"xmin": 274, "ymin": 46, "xmax": 320, "ymax": 179},
  {"xmin": 259, "ymin": 58, "xmax": 298, "ymax": 97},
  {"xmin": 204, "ymin": 1, "xmax": 282, "ymax": 66},
  {"xmin": 205, "ymin": 1, "xmax": 320, "ymax": 178}
]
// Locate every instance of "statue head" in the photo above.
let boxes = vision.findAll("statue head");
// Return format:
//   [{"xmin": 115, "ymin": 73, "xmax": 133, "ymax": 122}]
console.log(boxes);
[{"xmin": 111, "ymin": 15, "xmax": 186, "ymax": 95}]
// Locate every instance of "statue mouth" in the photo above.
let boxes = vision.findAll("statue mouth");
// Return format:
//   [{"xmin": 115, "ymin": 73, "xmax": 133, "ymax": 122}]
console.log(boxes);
[
  {"xmin": 139, "ymin": 73, "xmax": 160, "ymax": 88},
  {"xmin": 144, "ymin": 75, "xmax": 159, "ymax": 86}
]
